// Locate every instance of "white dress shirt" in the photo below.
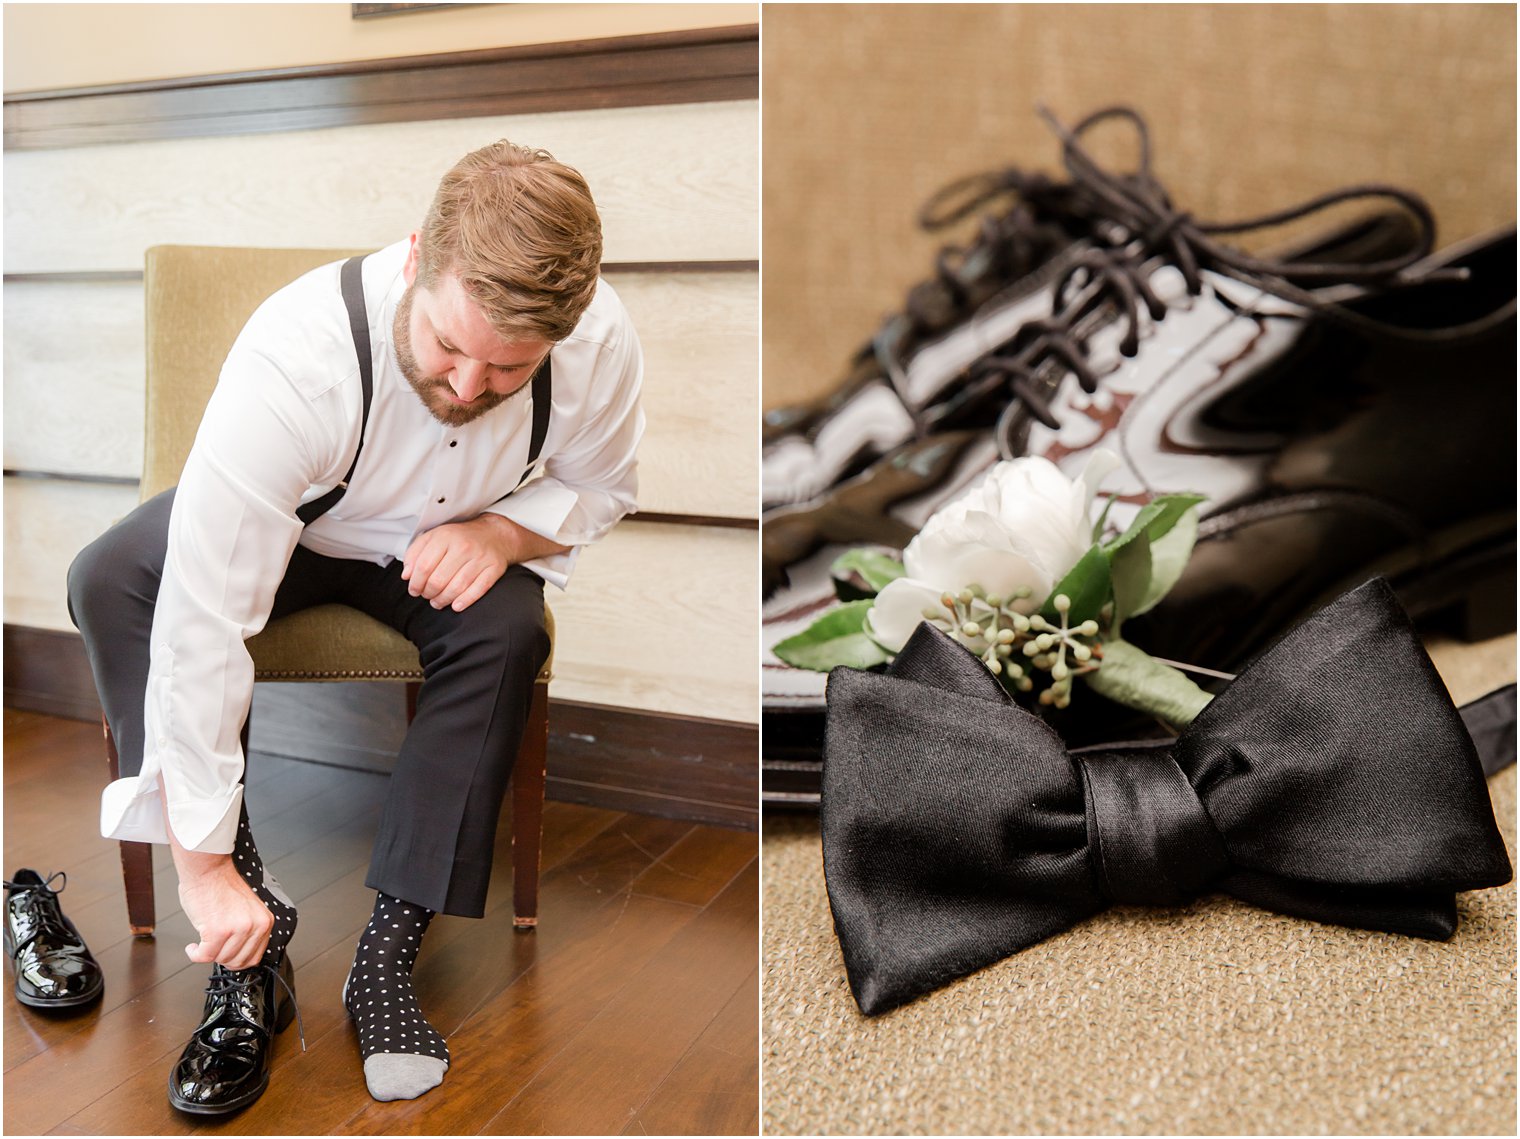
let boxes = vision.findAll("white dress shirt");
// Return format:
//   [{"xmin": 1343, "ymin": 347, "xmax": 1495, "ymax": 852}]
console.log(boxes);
[{"xmin": 100, "ymin": 240, "xmax": 644, "ymax": 853}]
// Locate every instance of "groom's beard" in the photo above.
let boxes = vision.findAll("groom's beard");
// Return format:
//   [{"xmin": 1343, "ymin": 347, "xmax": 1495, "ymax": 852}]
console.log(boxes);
[{"xmin": 393, "ymin": 285, "xmax": 525, "ymax": 427}]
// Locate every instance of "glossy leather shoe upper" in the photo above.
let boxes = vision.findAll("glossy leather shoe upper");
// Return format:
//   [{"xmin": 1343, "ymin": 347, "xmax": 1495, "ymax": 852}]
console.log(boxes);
[
  {"xmin": 761, "ymin": 113, "xmax": 1147, "ymax": 512},
  {"xmin": 168, "ymin": 957, "xmax": 297, "ymax": 1115},
  {"xmin": 761, "ymin": 108, "xmax": 1517, "ymax": 798},
  {"xmin": 4, "ymin": 869, "xmax": 104, "ymax": 1010}
]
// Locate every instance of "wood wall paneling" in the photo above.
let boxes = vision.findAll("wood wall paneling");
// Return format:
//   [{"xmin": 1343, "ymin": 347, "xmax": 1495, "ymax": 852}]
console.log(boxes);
[
  {"xmin": 3, "ymin": 269, "xmax": 757, "ymax": 519},
  {"xmin": 551, "ymin": 522, "xmax": 757, "ymax": 723},
  {"xmin": 4, "ymin": 479, "xmax": 756, "ymax": 724},
  {"xmin": 4, "ymin": 37, "xmax": 759, "ymax": 735},
  {"xmin": 3, "ymin": 101, "xmax": 759, "ymax": 273},
  {"xmin": 605, "ymin": 269, "xmax": 759, "ymax": 519},
  {"xmin": 3, "ymin": 479, "xmax": 139, "ymax": 632},
  {"xmin": 3, "ymin": 279, "xmax": 145, "ymax": 477}
]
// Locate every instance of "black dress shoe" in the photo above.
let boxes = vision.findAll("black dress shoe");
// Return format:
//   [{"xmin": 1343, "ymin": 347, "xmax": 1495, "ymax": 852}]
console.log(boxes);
[
  {"xmin": 4, "ymin": 869, "xmax": 104, "ymax": 1010},
  {"xmin": 762, "ymin": 110, "xmax": 1138, "ymax": 513},
  {"xmin": 167, "ymin": 956, "xmax": 298, "ymax": 1115},
  {"xmin": 761, "ymin": 109, "xmax": 1516, "ymax": 806}
]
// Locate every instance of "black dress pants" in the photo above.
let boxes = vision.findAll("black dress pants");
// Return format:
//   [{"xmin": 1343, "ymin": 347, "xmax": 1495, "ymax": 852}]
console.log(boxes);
[{"xmin": 66, "ymin": 488, "xmax": 550, "ymax": 918}]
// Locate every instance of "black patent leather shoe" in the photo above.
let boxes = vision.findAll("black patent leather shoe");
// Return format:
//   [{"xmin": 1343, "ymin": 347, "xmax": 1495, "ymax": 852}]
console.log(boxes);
[
  {"xmin": 4, "ymin": 869, "xmax": 104, "ymax": 1010},
  {"xmin": 761, "ymin": 113, "xmax": 1130, "ymax": 513},
  {"xmin": 167, "ymin": 956, "xmax": 298, "ymax": 1115},
  {"xmin": 762, "ymin": 110, "xmax": 1516, "ymax": 807}
]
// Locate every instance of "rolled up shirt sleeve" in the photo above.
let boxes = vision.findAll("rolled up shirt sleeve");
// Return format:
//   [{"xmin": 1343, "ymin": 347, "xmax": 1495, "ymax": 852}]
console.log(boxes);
[
  {"xmin": 101, "ymin": 317, "xmax": 352, "ymax": 852},
  {"xmin": 484, "ymin": 304, "xmax": 646, "ymax": 590}
]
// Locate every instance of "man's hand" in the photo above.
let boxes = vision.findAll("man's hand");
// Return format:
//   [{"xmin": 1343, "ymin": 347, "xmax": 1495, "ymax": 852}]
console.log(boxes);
[
  {"xmin": 172, "ymin": 845, "xmax": 273, "ymax": 970},
  {"xmin": 402, "ymin": 514, "xmax": 568, "ymax": 612}
]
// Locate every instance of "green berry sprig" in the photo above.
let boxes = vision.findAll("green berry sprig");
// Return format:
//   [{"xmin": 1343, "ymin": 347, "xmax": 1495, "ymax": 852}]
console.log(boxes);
[
  {"xmin": 1022, "ymin": 594, "xmax": 1101, "ymax": 709},
  {"xmin": 922, "ymin": 585, "xmax": 1102, "ymax": 706}
]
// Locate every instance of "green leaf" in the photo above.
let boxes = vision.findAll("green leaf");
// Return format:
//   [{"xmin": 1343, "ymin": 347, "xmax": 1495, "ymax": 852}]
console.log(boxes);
[
  {"xmin": 1130, "ymin": 506, "xmax": 1199, "ymax": 617},
  {"xmin": 1039, "ymin": 545, "xmax": 1111, "ymax": 625},
  {"xmin": 1106, "ymin": 529, "xmax": 1152, "ymax": 634},
  {"xmin": 1084, "ymin": 637, "xmax": 1213, "ymax": 727},
  {"xmin": 829, "ymin": 549, "xmax": 907, "ymax": 598},
  {"xmin": 1103, "ymin": 493, "xmax": 1206, "ymax": 556},
  {"xmin": 772, "ymin": 600, "xmax": 893, "ymax": 672}
]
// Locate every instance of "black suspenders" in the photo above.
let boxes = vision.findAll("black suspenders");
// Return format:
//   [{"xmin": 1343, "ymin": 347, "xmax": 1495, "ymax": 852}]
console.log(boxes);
[
  {"xmin": 516, "ymin": 356, "xmax": 553, "ymax": 490},
  {"xmin": 297, "ymin": 254, "xmax": 553, "ymax": 526},
  {"xmin": 296, "ymin": 257, "xmax": 373, "ymax": 525}
]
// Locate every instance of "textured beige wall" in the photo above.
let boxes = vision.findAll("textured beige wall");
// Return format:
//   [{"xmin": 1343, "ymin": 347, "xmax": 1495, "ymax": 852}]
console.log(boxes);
[
  {"xmin": 762, "ymin": 3, "xmax": 1517, "ymax": 409},
  {"xmin": 3, "ymin": 2, "xmax": 755, "ymax": 93}
]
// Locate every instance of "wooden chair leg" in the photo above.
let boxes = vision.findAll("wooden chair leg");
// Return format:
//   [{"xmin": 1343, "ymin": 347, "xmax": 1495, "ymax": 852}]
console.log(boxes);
[
  {"xmin": 511, "ymin": 681, "xmax": 549, "ymax": 930},
  {"xmin": 103, "ymin": 716, "xmax": 156, "ymax": 938}
]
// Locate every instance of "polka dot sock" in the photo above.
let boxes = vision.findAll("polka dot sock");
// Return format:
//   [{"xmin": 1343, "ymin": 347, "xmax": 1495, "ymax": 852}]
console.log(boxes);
[
  {"xmin": 343, "ymin": 892, "xmax": 449, "ymax": 1101},
  {"xmin": 232, "ymin": 806, "xmax": 297, "ymax": 969}
]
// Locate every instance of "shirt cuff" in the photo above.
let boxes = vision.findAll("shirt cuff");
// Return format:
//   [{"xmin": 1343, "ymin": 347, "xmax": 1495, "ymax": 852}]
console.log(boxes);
[
  {"xmin": 520, "ymin": 546, "xmax": 580, "ymax": 591},
  {"xmin": 101, "ymin": 774, "xmax": 244, "ymax": 853},
  {"xmin": 484, "ymin": 482, "xmax": 584, "ymax": 589},
  {"xmin": 485, "ymin": 481, "xmax": 577, "ymax": 533}
]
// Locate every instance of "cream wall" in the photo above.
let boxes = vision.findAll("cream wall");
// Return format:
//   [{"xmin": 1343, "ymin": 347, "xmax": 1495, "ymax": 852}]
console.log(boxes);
[
  {"xmin": 4, "ymin": 5, "xmax": 759, "ymax": 725},
  {"xmin": 3, "ymin": 2, "xmax": 755, "ymax": 92}
]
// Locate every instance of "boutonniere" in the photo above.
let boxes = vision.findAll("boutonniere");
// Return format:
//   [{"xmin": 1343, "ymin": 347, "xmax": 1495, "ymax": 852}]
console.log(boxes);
[{"xmin": 773, "ymin": 451, "xmax": 1215, "ymax": 727}]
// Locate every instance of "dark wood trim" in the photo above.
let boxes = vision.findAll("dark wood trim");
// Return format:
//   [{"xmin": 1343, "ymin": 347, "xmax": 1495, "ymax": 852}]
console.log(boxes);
[
  {"xmin": 4, "ymin": 27, "xmax": 757, "ymax": 100},
  {"xmin": 636, "ymin": 512, "xmax": 758, "ymax": 530},
  {"xmin": 4, "ymin": 27, "xmax": 759, "ymax": 151},
  {"xmin": 3, "ymin": 624, "xmax": 756, "ymax": 828},
  {"xmin": 1, "ymin": 270, "xmax": 145, "ymax": 285},
  {"xmin": 352, "ymin": 3, "xmax": 468, "ymax": 17},
  {"xmin": 604, "ymin": 260, "xmax": 759, "ymax": 275},
  {"xmin": 2, "ymin": 625, "xmax": 103, "ymax": 722},
  {"xmin": 2, "ymin": 261, "xmax": 757, "ymax": 286},
  {"xmin": 545, "ymin": 700, "xmax": 755, "ymax": 830},
  {"xmin": 2, "ymin": 469, "xmax": 139, "ymax": 486}
]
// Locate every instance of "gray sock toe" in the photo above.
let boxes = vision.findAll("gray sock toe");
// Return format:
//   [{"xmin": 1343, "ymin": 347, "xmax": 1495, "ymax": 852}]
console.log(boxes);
[{"xmin": 363, "ymin": 1053, "xmax": 448, "ymax": 1101}]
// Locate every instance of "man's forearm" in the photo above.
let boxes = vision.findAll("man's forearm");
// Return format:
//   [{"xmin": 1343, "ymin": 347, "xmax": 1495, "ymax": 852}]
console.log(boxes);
[
  {"xmin": 168, "ymin": 832, "xmax": 236, "ymax": 884},
  {"xmin": 477, "ymin": 510, "xmax": 570, "ymax": 563},
  {"xmin": 160, "ymin": 773, "xmax": 234, "ymax": 878},
  {"xmin": 162, "ymin": 775, "xmax": 273, "ymax": 968}
]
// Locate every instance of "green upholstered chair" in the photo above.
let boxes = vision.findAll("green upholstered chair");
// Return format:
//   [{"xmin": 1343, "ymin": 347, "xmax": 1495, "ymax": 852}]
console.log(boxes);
[{"xmin": 105, "ymin": 245, "xmax": 553, "ymax": 936}]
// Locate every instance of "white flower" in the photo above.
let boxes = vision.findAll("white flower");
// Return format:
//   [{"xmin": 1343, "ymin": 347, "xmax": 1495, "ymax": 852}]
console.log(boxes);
[{"xmin": 866, "ymin": 452, "xmax": 1119, "ymax": 652}]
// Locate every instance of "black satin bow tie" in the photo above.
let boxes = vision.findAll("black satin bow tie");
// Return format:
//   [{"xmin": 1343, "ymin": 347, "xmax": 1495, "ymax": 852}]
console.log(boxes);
[{"xmin": 821, "ymin": 578, "xmax": 1513, "ymax": 1016}]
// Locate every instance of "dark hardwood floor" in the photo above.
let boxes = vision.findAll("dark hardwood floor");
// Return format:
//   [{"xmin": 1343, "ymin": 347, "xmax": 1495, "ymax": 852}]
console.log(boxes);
[{"xmin": 2, "ymin": 709, "xmax": 759, "ymax": 1135}]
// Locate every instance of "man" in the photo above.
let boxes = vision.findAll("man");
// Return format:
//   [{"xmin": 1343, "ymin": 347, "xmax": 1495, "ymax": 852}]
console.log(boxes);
[{"xmin": 66, "ymin": 140, "xmax": 643, "ymax": 1112}]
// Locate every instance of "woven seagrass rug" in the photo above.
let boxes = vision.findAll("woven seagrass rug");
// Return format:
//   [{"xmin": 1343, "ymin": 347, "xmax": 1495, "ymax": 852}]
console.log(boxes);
[{"xmin": 761, "ymin": 632, "xmax": 1517, "ymax": 1135}]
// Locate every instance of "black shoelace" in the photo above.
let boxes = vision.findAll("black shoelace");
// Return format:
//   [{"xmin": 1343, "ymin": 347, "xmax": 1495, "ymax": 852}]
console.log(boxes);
[
  {"xmin": 870, "ymin": 106, "xmax": 1174, "ymax": 411},
  {"xmin": 863, "ymin": 137, "xmax": 1141, "ymax": 407},
  {"xmin": 937, "ymin": 105, "xmax": 1462, "ymax": 445},
  {"xmin": 204, "ymin": 962, "xmax": 306, "ymax": 1051},
  {"xmin": 763, "ymin": 164, "xmax": 1085, "ymax": 440},
  {"xmin": 890, "ymin": 167, "xmax": 1084, "ymax": 334},
  {"xmin": 3, "ymin": 871, "xmax": 74, "ymax": 951}
]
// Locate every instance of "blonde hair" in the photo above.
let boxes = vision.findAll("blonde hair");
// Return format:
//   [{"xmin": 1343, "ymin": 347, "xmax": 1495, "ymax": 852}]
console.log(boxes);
[{"xmin": 416, "ymin": 140, "xmax": 603, "ymax": 342}]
